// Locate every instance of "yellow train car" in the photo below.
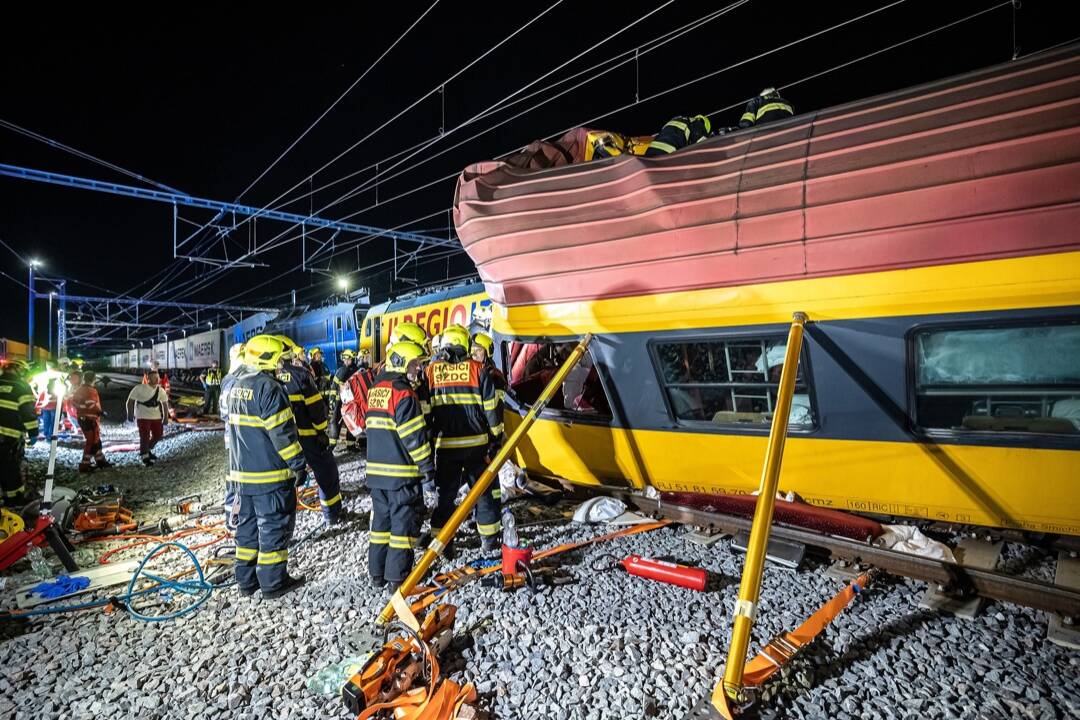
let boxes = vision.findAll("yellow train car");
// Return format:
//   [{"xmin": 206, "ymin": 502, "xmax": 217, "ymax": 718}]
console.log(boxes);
[
  {"xmin": 454, "ymin": 46, "xmax": 1080, "ymax": 535},
  {"xmin": 359, "ymin": 283, "xmax": 490, "ymax": 363}
]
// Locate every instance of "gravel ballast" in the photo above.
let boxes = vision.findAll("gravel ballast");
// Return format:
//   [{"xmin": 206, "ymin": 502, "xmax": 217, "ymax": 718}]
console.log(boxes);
[{"xmin": 2, "ymin": 384, "xmax": 1077, "ymax": 719}]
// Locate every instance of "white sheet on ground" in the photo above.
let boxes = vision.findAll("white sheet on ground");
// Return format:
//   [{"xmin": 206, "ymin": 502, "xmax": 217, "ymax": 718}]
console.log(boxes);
[
  {"xmin": 572, "ymin": 497, "xmax": 628, "ymax": 523},
  {"xmin": 875, "ymin": 525, "xmax": 956, "ymax": 563}
]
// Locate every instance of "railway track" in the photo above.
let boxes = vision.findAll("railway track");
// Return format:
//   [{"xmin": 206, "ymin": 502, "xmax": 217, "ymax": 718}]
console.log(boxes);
[{"xmin": 623, "ymin": 493, "xmax": 1080, "ymax": 620}]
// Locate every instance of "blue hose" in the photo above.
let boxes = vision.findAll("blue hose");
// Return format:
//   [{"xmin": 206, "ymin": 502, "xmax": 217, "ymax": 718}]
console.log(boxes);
[
  {"xmin": 122, "ymin": 541, "xmax": 216, "ymax": 622},
  {"xmin": 4, "ymin": 541, "xmax": 230, "ymax": 622}
]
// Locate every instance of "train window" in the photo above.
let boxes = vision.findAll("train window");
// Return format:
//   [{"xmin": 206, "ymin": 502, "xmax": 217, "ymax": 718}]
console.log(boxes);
[
  {"xmin": 502, "ymin": 340, "xmax": 611, "ymax": 418},
  {"xmin": 914, "ymin": 320, "xmax": 1080, "ymax": 435},
  {"xmin": 652, "ymin": 337, "xmax": 815, "ymax": 428}
]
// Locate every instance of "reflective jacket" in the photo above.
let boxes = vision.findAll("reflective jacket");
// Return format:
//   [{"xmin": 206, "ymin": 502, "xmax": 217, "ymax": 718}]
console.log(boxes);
[
  {"xmin": 424, "ymin": 354, "xmax": 503, "ymax": 452},
  {"xmin": 739, "ymin": 92, "xmax": 794, "ymax": 128},
  {"xmin": 330, "ymin": 362, "xmax": 357, "ymax": 403},
  {"xmin": 70, "ymin": 384, "xmax": 102, "ymax": 419},
  {"xmin": 340, "ymin": 363, "xmax": 382, "ymax": 434},
  {"xmin": 363, "ymin": 371, "xmax": 434, "ymax": 490},
  {"xmin": 277, "ymin": 363, "xmax": 328, "ymax": 441},
  {"xmin": 220, "ymin": 365, "xmax": 306, "ymax": 495},
  {"xmin": 644, "ymin": 115, "xmax": 712, "ymax": 156},
  {"xmin": 201, "ymin": 367, "xmax": 223, "ymax": 387},
  {"xmin": 0, "ymin": 373, "xmax": 38, "ymax": 442}
]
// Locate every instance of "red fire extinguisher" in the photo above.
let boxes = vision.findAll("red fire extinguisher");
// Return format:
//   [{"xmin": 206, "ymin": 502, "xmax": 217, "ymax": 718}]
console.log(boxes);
[{"xmin": 617, "ymin": 554, "xmax": 708, "ymax": 591}]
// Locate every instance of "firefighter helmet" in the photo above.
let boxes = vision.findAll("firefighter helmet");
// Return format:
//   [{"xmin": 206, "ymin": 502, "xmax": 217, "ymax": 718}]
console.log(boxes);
[
  {"xmin": 0, "ymin": 357, "xmax": 29, "ymax": 376},
  {"xmin": 243, "ymin": 335, "xmax": 288, "ymax": 371},
  {"xmin": 341, "ymin": 349, "xmax": 356, "ymax": 360},
  {"xmin": 308, "ymin": 346, "xmax": 323, "ymax": 359},
  {"xmin": 441, "ymin": 325, "xmax": 470, "ymax": 351},
  {"xmin": 275, "ymin": 335, "xmax": 302, "ymax": 360},
  {"xmin": 471, "ymin": 332, "xmax": 494, "ymax": 357},
  {"xmin": 389, "ymin": 322, "xmax": 427, "ymax": 346},
  {"xmin": 385, "ymin": 341, "xmax": 427, "ymax": 373}
]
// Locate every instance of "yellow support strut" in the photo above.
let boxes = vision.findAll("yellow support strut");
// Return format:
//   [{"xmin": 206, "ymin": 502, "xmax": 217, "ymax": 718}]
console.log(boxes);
[
  {"xmin": 375, "ymin": 333, "xmax": 595, "ymax": 628},
  {"xmin": 713, "ymin": 312, "xmax": 808, "ymax": 713}
]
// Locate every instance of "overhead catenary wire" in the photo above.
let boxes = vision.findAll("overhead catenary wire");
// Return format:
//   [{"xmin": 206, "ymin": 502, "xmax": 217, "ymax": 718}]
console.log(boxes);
[
  {"xmin": 95, "ymin": 2, "xmax": 447, "ymax": 329},
  {"xmin": 295, "ymin": 0, "xmax": 917, "ymax": 266},
  {"xmin": 136, "ymin": 3, "xmax": 569, "ymax": 309},
  {"xmin": 232, "ymin": 0, "xmax": 443, "ymax": 203},
  {"xmin": 0, "ymin": 117, "xmax": 183, "ymax": 194},
  {"xmin": 281, "ymin": 0, "xmax": 1020, "ymax": 285},
  {"xmin": 269, "ymin": 0, "xmax": 705, "ymax": 216},
  {"xmin": 302, "ymin": 0, "xmax": 747, "ymax": 222},
  {"xmin": 227, "ymin": 0, "xmax": 742, "ymax": 267},
  {"xmin": 63, "ymin": 2, "xmax": 1029, "ymax": 341}
]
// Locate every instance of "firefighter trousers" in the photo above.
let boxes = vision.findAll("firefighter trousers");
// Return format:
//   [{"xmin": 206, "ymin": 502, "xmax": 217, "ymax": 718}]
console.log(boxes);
[
  {"xmin": 234, "ymin": 485, "xmax": 296, "ymax": 592},
  {"xmin": 299, "ymin": 436, "xmax": 341, "ymax": 521},
  {"xmin": 431, "ymin": 448, "xmax": 502, "ymax": 538},
  {"xmin": 202, "ymin": 386, "xmax": 220, "ymax": 416},
  {"xmin": 328, "ymin": 401, "xmax": 355, "ymax": 448},
  {"xmin": 0, "ymin": 439, "xmax": 27, "ymax": 508},
  {"xmin": 368, "ymin": 485, "xmax": 422, "ymax": 583}
]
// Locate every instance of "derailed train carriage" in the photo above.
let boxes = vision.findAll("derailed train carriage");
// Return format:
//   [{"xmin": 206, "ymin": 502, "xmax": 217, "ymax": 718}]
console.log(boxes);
[{"xmin": 454, "ymin": 45, "xmax": 1080, "ymax": 536}]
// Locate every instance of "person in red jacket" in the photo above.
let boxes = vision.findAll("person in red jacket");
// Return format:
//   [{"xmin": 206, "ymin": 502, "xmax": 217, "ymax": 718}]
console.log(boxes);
[{"xmin": 70, "ymin": 371, "xmax": 112, "ymax": 473}]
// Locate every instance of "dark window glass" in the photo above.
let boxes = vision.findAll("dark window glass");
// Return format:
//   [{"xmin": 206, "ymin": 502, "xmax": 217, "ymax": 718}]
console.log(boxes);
[
  {"xmin": 501, "ymin": 341, "xmax": 611, "ymax": 419},
  {"xmin": 914, "ymin": 321, "xmax": 1080, "ymax": 434},
  {"xmin": 654, "ymin": 337, "xmax": 813, "ymax": 428}
]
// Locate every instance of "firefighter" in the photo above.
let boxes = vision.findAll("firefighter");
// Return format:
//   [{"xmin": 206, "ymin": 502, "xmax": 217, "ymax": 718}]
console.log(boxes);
[
  {"xmin": 223, "ymin": 342, "xmax": 245, "ymax": 530},
  {"xmin": 200, "ymin": 361, "xmax": 223, "ymax": 416},
  {"xmin": 739, "ymin": 87, "xmax": 794, "ymax": 128},
  {"xmin": 364, "ymin": 341, "xmax": 435, "ymax": 589},
  {"xmin": 329, "ymin": 349, "xmax": 359, "ymax": 454},
  {"xmin": 425, "ymin": 325, "xmax": 504, "ymax": 556},
  {"xmin": 0, "ymin": 358, "xmax": 37, "ymax": 507},
  {"xmin": 220, "ymin": 334, "xmax": 307, "ymax": 599},
  {"xmin": 308, "ymin": 347, "xmax": 330, "ymax": 394},
  {"xmin": 471, "ymin": 332, "xmax": 507, "ymax": 413},
  {"xmin": 644, "ymin": 114, "xmax": 712, "ymax": 156},
  {"xmin": 71, "ymin": 370, "xmax": 111, "ymax": 473},
  {"xmin": 339, "ymin": 322, "xmax": 428, "ymax": 444},
  {"xmin": 275, "ymin": 336, "xmax": 342, "ymax": 524},
  {"xmin": 32, "ymin": 364, "xmax": 64, "ymax": 444}
]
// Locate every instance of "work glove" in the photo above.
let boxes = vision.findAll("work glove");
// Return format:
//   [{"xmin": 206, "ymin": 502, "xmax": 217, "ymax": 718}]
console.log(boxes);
[{"xmin": 422, "ymin": 476, "xmax": 438, "ymax": 510}]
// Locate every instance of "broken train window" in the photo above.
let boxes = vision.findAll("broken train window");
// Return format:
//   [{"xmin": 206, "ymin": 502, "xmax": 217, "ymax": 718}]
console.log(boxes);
[
  {"xmin": 501, "ymin": 340, "xmax": 611, "ymax": 418},
  {"xmin": 652, "ymin": 336, "xmax": 815, "ymax": 429}
]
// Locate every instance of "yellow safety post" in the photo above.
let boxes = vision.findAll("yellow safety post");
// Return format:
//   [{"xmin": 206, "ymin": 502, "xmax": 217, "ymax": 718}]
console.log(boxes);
[
  {"xmin": 712, "ymin": 312, "xmax": 808, "ymax": 714},
  {"xmin": 375, "ymin": 333, "xmax": 595, "ymax": 628}
]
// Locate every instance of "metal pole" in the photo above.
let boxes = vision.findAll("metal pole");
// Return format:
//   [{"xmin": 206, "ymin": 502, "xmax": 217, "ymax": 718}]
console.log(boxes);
[
  {"xmin": 27, "ymin": 263, "xmax": 35, "ymax": 361},
  {"xmin": 48, "ymin": 293, "xmax": 53, "ymax": 358},
  {"xmin": 375, "ymin": 333, "xmax": 594, "ymax": 628},
  {"xmin": 716, "ymin": 312, "xmax": 808, "ymax": 707}
]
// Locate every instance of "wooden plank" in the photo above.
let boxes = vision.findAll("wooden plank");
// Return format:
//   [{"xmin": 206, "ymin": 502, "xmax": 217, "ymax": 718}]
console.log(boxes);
[{"xmin": 14, "ymin": 560, "xmax": 140, "ymax": 609}]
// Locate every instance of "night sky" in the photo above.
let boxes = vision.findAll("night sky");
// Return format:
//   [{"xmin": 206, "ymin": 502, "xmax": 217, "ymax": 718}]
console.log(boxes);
[{"xmin": 1, "ymin": 1, "xmax": 1073, "ymax": 351}]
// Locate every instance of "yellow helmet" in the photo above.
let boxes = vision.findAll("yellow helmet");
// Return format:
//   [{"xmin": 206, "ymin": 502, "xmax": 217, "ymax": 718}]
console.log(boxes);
[
  {"xmin": 308, "ymin": 346, "xmax": 323, "ymax": 359},
  {"xmin": 471, "ymin": 332, "xmax": 494, "ymax": 357},
  {"xmin": 1, "ymin": 357, "xmax": 29, "ymax": 376},
  {"xmin": 275, "ymin": 335, "xmax": 302, "ymax": 360},
  {"xmin": 389, "ymin": 322, "xmax": 427, "ymax": 346},
  {"xmin": 441, "ymin": 325, "xmax": 470, "ymax": 351},
  {"xmin": 243, "ymin": 334, "xmax": 287, "ymax": 371},
  {"xmin": 341, "ymin": 348, "xmax": 357, "ymax": 360},
  {"xmin": 385, "ymin": 341, "xmax": 427, "ymax": 373}
]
